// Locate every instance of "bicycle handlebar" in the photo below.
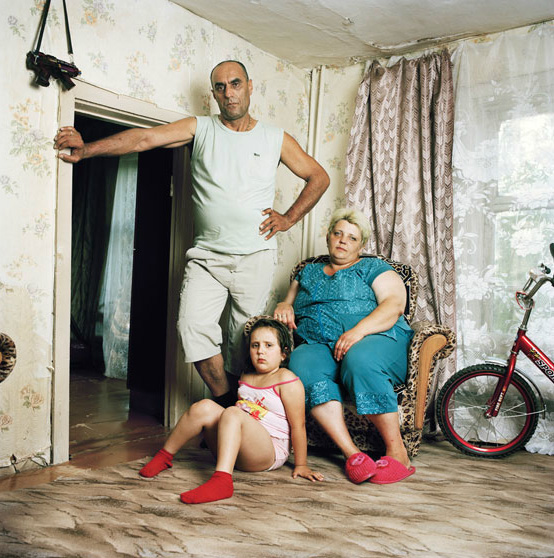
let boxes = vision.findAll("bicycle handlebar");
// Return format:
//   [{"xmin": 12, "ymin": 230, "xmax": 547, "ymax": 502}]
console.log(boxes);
[{"xmin": 517, "ymin": 262, "xmax": 554, "ymax": 309}]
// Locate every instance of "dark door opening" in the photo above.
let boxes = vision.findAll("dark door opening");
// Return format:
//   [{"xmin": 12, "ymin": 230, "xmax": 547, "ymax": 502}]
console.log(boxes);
[
  {"xmin": 127, "ymin": 145, "xmax": 173, "ymax": 418},
  {"xmin": 69, "ymin": 114, "xmax": 173, "ymax": 456}
]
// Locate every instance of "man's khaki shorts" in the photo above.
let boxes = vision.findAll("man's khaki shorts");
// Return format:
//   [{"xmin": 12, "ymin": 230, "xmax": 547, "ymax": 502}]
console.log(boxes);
[{"xmin": 177, "ymin": 247, "xmax": 276, "ymax": 374}]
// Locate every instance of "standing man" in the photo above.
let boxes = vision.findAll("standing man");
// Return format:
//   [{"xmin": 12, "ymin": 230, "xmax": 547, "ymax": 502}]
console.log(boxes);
[{"xmin": 55, "ymin": 60, "xmax": 329, "ymax": 407}]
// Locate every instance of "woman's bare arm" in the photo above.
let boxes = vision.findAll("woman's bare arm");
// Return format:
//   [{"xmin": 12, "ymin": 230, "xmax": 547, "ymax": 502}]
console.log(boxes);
[
  {"xmin": 334, "ymin": 270, "xmax": 406, "ymax": 361},
  {"xmin": 274, "ymin": 279, "xmax": 300, "ymax": 330}
]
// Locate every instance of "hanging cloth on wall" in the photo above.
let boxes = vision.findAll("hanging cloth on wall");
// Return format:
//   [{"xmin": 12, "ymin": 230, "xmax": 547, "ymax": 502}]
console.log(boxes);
[{"xmin": 26, "ymin": 0, "xmax": 81, "ymax": 90}]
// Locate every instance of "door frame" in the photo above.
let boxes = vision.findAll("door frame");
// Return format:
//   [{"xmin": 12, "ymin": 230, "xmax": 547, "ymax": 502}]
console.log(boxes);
[{"xmin": 53, "ymin": 80, "xmax": 189, "ymax": 464}]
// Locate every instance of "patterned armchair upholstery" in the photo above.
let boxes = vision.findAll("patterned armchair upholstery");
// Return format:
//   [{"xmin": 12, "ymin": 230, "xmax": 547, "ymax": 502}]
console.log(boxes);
[
  {"xmin": 0, "ymin": 332, "xmax": 16, "ymax": 384},
  {"xmin": 288, "ymin": 254, "xmax": 456, "ymax": 458}
]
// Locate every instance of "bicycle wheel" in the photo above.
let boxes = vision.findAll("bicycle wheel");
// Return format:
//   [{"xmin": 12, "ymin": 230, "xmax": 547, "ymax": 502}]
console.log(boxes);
[{"xmin": 436, "ymin": 364, "xmax": 539, "ymax": 458}]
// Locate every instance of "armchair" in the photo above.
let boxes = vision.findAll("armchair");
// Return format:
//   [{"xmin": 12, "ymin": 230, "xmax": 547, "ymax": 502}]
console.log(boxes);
[{"xmin": 289, "ymin": 254, "xmax": 456, "ymax": 458}]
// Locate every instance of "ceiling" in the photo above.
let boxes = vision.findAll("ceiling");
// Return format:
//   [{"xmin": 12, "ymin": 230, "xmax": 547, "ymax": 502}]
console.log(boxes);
[{"xmin": 170, "ymin": 0, "xmax": 554, "ymax": 68}]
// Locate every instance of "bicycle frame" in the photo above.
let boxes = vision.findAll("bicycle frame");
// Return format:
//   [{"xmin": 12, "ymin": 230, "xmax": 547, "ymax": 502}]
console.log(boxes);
[{"xmin": 486, "ymin": 275, "xmax": 554, "ymax": 418}]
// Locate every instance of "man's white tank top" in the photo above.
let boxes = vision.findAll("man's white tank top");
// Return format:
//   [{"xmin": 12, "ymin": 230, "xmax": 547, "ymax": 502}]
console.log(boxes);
[{"xmin": 191, "ymin": 115, "xmax": 284, "ymax": 254}]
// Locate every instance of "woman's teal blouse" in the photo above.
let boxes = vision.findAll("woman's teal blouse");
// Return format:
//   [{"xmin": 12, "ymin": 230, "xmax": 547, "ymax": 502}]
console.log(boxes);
[{"xmin": 293, "ymin": 258, "xmax": 413, "ymax": 349}]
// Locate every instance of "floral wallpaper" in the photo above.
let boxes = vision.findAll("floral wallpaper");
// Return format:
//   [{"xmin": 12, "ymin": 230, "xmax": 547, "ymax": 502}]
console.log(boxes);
[
  {"xmin": 312, "ymin": 65, "xmax": 366, "ymax": 255},
  {"xmin": 0, "ymin": 0, "xmax": 315, "ymax": 474},
  {"xmin": 263, "ymin": 63, "xmax": 366, "ymax": 310}
]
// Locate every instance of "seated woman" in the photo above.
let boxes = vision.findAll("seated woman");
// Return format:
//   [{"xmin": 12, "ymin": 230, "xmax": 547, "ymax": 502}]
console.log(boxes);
[{"xmin": 274, "ymin": 208, "xmax": 415, "ymax": 485}]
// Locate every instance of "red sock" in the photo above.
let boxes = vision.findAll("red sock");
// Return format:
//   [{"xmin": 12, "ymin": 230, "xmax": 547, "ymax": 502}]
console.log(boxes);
[
  {"xmin": 139, "ymin": 448, "xmax": 174, "ymax": 478},
  {"xmin": 180, "ymin": 471, "xmax": 233, "ymax": 504}
]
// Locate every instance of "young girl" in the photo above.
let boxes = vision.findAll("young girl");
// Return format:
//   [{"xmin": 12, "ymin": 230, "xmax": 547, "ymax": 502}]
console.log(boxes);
[{"xmin": 139, "ymin": 317, "xmax": 324, "ymax": 503}]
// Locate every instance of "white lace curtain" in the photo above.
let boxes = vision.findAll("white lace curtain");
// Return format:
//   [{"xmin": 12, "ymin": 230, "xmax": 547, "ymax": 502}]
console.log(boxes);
[
  {"xmin": 101, "ymin": 153, "xmax": 138, "ymax": 380},
  {"xmin": 452, "ymin": 23, "xmax": 554, "ymax": 454}
]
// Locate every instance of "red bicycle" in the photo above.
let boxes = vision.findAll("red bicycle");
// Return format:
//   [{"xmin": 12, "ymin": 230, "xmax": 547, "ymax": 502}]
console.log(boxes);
[{"xmin": 437, "ymin": 243, "xmax": 554, "ymax": 458}]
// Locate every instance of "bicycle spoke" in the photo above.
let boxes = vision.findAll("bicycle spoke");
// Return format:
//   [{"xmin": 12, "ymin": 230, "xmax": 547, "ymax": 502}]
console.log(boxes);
[{"xmin": 437, "ymin": 365, "xmax": 539, "ymax": 457}]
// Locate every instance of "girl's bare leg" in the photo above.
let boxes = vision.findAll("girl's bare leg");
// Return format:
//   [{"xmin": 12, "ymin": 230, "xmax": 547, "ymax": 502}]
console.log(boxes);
[
  {"xmin": 215, "ymin": 406, "xmax": 275, "ymax": 473},
  {"xmin": 164, "ymin": 399, "xmax": 224, "ymax": 454},
  {"xmin": 181, "ymin": 407, "xmax": 275, "ymax": 504},
  {"xmin": 139, "ymin": 399, "xmax": 223, "ymax": 478}
]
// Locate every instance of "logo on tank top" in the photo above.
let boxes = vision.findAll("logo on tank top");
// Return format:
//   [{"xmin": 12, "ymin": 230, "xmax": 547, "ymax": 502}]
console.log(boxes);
[{"xmin": 236, "ymin": 398, "xmax": 268, "ymax": 420}]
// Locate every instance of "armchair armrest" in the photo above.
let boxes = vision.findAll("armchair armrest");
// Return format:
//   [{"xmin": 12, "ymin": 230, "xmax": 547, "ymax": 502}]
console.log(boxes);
[
  {"xmin": 411, "ymin": 321, "xmax": 456, "ymax": 360},
  {"xmin": 407, "ymin": 321, "xmax": 456, "ymax": 430}
]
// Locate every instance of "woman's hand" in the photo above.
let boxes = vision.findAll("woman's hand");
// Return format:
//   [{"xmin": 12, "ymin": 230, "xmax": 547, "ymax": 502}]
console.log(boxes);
[
  {"xmin": 274, "ymin": 302, "xmax": 297, "ymax": 330},
  {"xmin": 334, "ymin": 329, "xmax": 364, "ymax": 361},
  {"xmin": 292, "ymin": 465, "xmax": 324, "ymax": 482}
]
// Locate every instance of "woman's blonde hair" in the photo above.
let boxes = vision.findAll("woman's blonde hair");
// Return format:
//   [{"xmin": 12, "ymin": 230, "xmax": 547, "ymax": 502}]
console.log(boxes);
[{"xmin": 327, "ymin": 207, "xmax": 371, "ymax": 245}]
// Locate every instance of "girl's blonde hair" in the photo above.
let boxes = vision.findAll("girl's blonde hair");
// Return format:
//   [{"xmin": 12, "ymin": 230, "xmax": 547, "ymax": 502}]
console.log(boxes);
[{"xmin": 327, "ymin": 207, "xmax": 371, "ymax": 245}]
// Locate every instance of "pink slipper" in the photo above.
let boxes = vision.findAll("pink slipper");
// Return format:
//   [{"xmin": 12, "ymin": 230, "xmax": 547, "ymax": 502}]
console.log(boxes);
[
  {"xmin": 345, "ymin": 452, "xmax": 377, "ymax": 484},
  {"xmin": 369, "ymin": 456, "xmax": 415, "ymax": 484}
]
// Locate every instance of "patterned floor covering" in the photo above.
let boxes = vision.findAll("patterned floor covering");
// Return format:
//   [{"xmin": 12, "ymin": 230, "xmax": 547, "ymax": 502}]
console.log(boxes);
[{"xmin": 0, "ymin": 440, "xmax": 552, "ymax": 558}]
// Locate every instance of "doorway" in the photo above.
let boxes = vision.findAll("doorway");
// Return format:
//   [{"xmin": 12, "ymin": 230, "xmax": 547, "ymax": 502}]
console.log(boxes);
[
  {"xmin": 53, "ymin": 81, "xmax": 196, "ymax": 465},
  {"xmin": 69, "ymin": 114, "xmax": 173, "ymax": 457}
]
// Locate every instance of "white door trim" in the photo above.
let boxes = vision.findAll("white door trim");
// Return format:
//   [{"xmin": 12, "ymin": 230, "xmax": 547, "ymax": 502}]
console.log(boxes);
[{"xmin": 52, "ymin": 80, "xmax": 187, "ymax": 464}]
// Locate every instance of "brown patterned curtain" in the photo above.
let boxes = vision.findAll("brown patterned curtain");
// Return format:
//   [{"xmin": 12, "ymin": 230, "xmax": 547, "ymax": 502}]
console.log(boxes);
[{"xmin": 345, "ymin": 50, "xmax": 456, "ymax": 387}]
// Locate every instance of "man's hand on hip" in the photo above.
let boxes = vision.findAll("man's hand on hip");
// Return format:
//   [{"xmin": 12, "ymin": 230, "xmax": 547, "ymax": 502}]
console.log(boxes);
[{"xmin": 259, "ymin": 208, "xmax": 293, "ymax": 240}]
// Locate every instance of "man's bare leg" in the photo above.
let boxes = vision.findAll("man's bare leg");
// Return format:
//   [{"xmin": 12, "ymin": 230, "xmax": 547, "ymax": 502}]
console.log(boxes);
[
  {"xmin": 194, "ymin": 354, "xmax": 228, "ymax": 396},
  {"xmin": 194, "ymin": 354, "xmax": 237, "ymax": 407}
]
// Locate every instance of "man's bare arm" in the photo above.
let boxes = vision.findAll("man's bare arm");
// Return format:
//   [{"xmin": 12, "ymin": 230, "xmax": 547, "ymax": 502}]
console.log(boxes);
[
  {"xmin": 259, "ymin": 132, "xmax": 329, "ymax": 240},
  {"xmin": 54, "ymin": 116, "xmax": 197, "ymax": 163}
]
